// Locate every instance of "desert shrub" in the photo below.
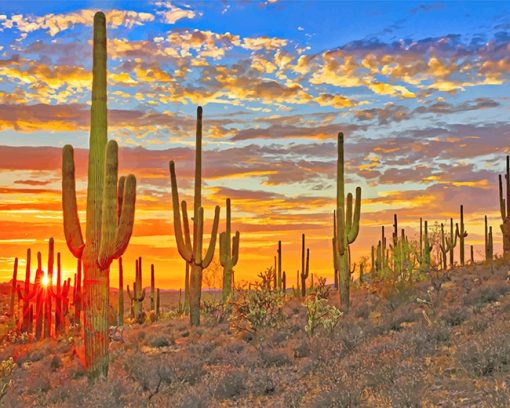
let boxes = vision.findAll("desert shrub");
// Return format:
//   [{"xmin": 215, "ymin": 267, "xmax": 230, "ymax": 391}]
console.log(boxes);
[
  {"xmin": 313, "ymin": 276, "xmax": 331, "ymax": 299},
  {"xmin": 293, "ymin": 339, "xmax": 311, "ymax": 358},
  {"xmin": 463, "ymin": 285, "xmax": 509, "ymax": 308},
  {"xmin": 308, "ymin": 375, "xmax": 364, "ymax": 408},
  {"xmin": 228, "ymin": 287, "xmax": 286, "ymax": 336},
  {"xmin": 49, "ymin": 355, "xmax": 62, "ymax": 372},
  {"xmin": 465, "ymin": 315, "xmax": 489, "ymax": 334},
  {"xmin": 410, "ymin": 323, "xmax": 450, "ymax": 355},
  {"xmin": 0, "ymin": 357, "xmax": 15, "ymax": 401},
  {"xmin": 441, "ymin": 307, "xmax": 468, "ymax": 327},
  {"xmin": 304, "ymin": 296, "xmax": 342, "ymax": 337},
  {"xmin": 203, "ymin": 299, "xmax": 228, "ymax": 325},
  {"xmin": 383, "ymin": 282, "xmax": 415, "ymax": 312},
  {"xmin": 456, "ymin": 325, "xmax": 510, "ymax": 377},
  {"xmin": 339, "ymin": 323, "xmax": 365, "ymax": 352},
  {"xmin": 147, "ymin": 336, "xmax": 172, "ymax": 348},
  {"xmin": 213, "ymin": 369, "xmax": 246, "ymax": 399},
  {"xmin": 260, "ymin": 349, "xmax": 291, "ymax": 367}
]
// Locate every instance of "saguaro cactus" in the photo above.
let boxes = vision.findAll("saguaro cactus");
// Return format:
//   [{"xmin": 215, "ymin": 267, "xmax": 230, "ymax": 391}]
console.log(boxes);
[
  {"xmin": 184, "ymin": 263, "xmax": 190, "ymax": 314},
  {"xmin": 62, "ymin": 12, "xmax": 136, "ymax": 377},
  {"xmin": 72, "ymin": 258, "xmax": 82, "ymax": 326},
  {"xmin": 498, "ymin": 156, "xmax": 510, "ymax": 257},
  {"xmin": 118, "ymin": 257, "xmax": 124, "ymax": 326},
  {"xmin": 127, "ymin": 257, "xmax": 146, "ymax": 323},
  {"xmin": 17, "ymin": 249, "xmax": 36, "ymax": 333},
  {"xmin": 300, "ymin": 234, "xmax": 310, "ymax": 296},
  {"xmin": 220, "ymin": 198, "xmax": 240, "ymax": 301},
  {"xmin": 333, "ymin": 133, "xmax": 361, "ymax": 311},
  {"xmin": 457, "ymin": 205, "xmax": 468, "ymax": 266},
  {"xmin": 169, "ymin": 106, "xmax": 220, "ymax": 326},
  {"xmin": 420, "ymin": 220, "xmax": 433, "ymax": 271},
  {"xmin": 485, "ymin": 215, "xmax": 493, "ymax": 262},
  {"xmin": 150, "ymin": 264, "xmax": 156, "ymax": 311},
  {"xmin": 9, "ymin": 258, "xmax": 18, "ymax": 325}
]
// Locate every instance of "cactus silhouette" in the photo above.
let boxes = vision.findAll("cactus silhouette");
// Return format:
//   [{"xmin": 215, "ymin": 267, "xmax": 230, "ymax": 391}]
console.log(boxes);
[
  {"xmin": 333, "ymin": 132, "xmax": 361, "ymax": 311},
  {"xmin": 220, "ymin": 198, "xmax": 240, "ymax": 301},
  {"xmin": 169, "ymin": 106, "xmax": 220, "ymax": 326},
  {"xmin": 61, "ymin": 12, "xmax": 136, "ymax": 377},
  {"xmin": 498, "ymin": 156, "xmax": 510, "ymax": 257}
]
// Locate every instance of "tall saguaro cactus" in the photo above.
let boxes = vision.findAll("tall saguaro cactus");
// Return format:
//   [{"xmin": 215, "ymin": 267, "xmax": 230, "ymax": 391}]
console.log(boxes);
[
  {"xmin": 169, "ymin": 106, "xmax": 220, "ymax": 326},
  {"xmin": 300, "ymin": 234, "xmax": 310, "ymax": 297},
  {"xmin": 220, "ymin": 198, "xmax": 240, "ymax": 301},
  {"xmin": 498, "ymin": 156, "xmax": 510, "ymax": 257},
  {"xmin": 333, "ymin": 132, "xmax": 361, "ymax": 311},
  {"xmin": 457, "ymin": 205, "xmax": 468, "ymax": 266},
  {"xmin": 61, "ymin": 12, "xmax": 136, "ymax": 378}
]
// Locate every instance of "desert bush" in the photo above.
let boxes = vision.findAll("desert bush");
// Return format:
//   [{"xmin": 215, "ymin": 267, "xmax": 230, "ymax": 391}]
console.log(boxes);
[
  {"xmin": 213, "ymin": 369, "xmax": 246, "ymax": 399},
  {"xmin": 463, "ymin": 285, "xmax": 509, "ymax": 308},
  {"xmin": 441, "ymin": 307, "xmax": 468, "ymax": 327},
  {"xmin": 147, "ymin": 336, "xmax": 172, "ymax": 348},
  {"xmin": 228, "ymin": 287, "xmax": 286, "ymax": 336},
  {"xmin": 456, "ymin": 324, "xmax": 510, "ymax": 377},
  {"xmin": 0, "ymin": 357, "xmax": 15, "ymax": 401},
  {"xmin": 313, "ymin": 276, "xmax": 331, "ymax": 299},
  {"xmin": 339, "ymin": 323, "xmax": 365, "ymax": 352},
  {"xmin": 304, "ymin": 296, "xmax": 342, "ymax": 337}
]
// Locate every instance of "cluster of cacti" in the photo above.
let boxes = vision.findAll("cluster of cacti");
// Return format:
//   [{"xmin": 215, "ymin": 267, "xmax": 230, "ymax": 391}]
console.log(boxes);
[
  {"xmin": 439, "ymin": 218, "xmax": 458, "ymax": 269},
  {"xmin": 11, "ymin": 239, "xmax": 76, "ymax": 340},
  {"xmin": 374, "ymin": 226, "xmax": 388, "ymax": 274},
  {"xmin": 61, "ymin": 12, "xmax": 137, "ymax": 378},
  {"xmin": 333, "ymin": 133, "xmax": 361, "ymax": 311},
  {"xmin": 127, "ymin": 257, "xmax": 146, "ymax": 323},
  {"xmin": 169, "ymin": 106, "xmax": 220, "ymax": 326},
  {"xmin": 300, "ymin": 234, "xmax": 310, "ymax": 297},
  {"xmin": 220, "ymin": 198, "xmax": 240, "ymax": 301},
  {"xmin": 498, "ymin": 155, "xmax": 510, "ymax": 257}
]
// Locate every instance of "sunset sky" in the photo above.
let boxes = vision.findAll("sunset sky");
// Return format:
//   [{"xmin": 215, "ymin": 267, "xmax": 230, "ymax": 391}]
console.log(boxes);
[{"xmin": 1, "ymin": 0, "xmax": 510, "ymax": 289}]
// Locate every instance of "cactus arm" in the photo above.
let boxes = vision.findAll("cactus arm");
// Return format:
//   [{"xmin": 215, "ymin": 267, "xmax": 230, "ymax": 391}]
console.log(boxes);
[
  {"xmin": 126, "ymin": 284, "xmax": 134, "ymax": 301},
  {"xmin": 337, "ymin": 206, "xmax": 346, "ymax": 256},
  {"xmin": 499, "ymin": 175, "xmax": 506, "ymax": 220},
  {"xmin": 117, "ymin": 175, "xmax": 125, "ymax": 223},
  {"xmin": 346, "ymin": 192, "xmax": 353, "ymax": 232},
  {"xmin": 169, "ymin": 161, "xmax": 193, "ymax": 262},
  {"xmin": 139, "ymin": 288, "xmax": 146, "ymax": 302},
  {"xmin": 181, "ymin": 200, "xmax": 192, "ymax": 253},
  {"xmin": 219, "ymin": 232, "xmax": 227, "ymax": 265},
  {"xmin": 202, "ymin": 205, "xmax": 221, "ymax": 268},
  {"xmin": 231, "ymin": 231, "xmax": 240, "ymax": 266},
  {"xmin": 62, "ymin": 145, "xmax": 85, "ymax": 258},
  {"xmin": 347, "ymin": 187, "xmax": 361, "ymax": 243},
  {"xmin": 98, "ymin": 140, "xmax": 119, "ymax": 268},
  {"xmin": 112, "ymin": 174, "xmax": 136, "ymax": 259}
]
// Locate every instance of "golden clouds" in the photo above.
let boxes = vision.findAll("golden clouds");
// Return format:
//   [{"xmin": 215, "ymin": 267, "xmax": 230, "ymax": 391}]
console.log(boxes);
[{"xmin": 2, "ymin": 9, "xmax": 154, "ymax": 36}]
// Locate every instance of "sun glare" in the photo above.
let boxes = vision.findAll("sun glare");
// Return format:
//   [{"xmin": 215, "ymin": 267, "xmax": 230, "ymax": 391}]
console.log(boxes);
[{"xmin": 41, "ymin": 275, "xmax": 49, "ymax": 287}]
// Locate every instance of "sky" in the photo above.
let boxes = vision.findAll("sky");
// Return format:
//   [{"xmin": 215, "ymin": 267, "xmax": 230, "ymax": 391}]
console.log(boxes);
[{"xmin": 0, "ymin": 0, "xmax": 510, "ymax": 289}]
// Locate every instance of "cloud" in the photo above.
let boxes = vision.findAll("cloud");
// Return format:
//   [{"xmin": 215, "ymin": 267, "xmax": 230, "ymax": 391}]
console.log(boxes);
[
  {"xmin": 1, "ymin": 9, "xmax": 155, "ymax": 36},
  {"xmin": 155, "ymin": 2, "xmax": 198, "ymax": 24}
]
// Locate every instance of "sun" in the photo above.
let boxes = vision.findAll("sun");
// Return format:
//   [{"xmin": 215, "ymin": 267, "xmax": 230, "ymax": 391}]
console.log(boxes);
[{"xmin": 41, "ymin": 275, "xmax": 50, "ymax": 288}]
